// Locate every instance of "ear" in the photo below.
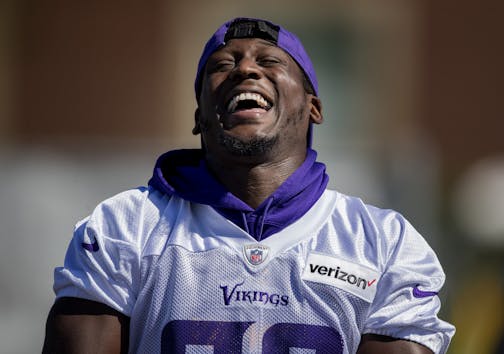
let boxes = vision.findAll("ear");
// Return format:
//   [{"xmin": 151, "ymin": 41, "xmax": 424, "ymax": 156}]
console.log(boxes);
[
  {"xmin": 309, "ymin": 95, "xmax": 323, "ymax": 125},
  {"xmin": 192, "ymin": 108, "xmax": 201, "ymax": 135}
]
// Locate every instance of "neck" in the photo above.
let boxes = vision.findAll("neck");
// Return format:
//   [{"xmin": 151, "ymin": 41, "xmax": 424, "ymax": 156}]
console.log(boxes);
[{"xmin": 206, "ymin": 151, "xmax": 307, "ymax": 209}]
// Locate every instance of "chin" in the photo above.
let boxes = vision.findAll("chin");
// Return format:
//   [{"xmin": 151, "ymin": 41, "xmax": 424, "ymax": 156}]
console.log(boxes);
[{"xmin": 218, "ymin": 133, "xmax": 278, "ymax": 157}]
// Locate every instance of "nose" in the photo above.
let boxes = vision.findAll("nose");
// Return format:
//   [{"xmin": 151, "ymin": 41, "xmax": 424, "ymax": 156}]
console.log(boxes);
[{"xmin": 229, "ymin": 58, "xmax": 261, "ymax": 82}]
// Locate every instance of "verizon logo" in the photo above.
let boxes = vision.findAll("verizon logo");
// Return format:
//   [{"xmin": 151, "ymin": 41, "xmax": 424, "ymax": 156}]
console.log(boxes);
[
  {"xmin": 302, "ymin": 253, "xmax": 381, "ymax": 303},
  {"xmin": 308, "ymin": 264, "xmax": 377, "ymax": 290}
]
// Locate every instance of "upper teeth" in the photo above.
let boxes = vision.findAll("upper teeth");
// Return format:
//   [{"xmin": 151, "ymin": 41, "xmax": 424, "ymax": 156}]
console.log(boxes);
[{"xmin": 227, "ymin": 93, "xmax": 269, "ymax": 113}]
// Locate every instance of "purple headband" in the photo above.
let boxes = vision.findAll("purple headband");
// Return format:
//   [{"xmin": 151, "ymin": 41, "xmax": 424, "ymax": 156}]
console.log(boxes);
[{"xmin": 194, "ymin": 17, "xmax": 319, "ymax": 98}]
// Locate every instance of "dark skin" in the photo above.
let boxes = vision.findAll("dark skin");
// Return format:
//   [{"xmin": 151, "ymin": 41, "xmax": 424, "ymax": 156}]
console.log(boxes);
[
  {"xmin": 43, "ymin": 38, "xmax": 433, "ymax": 354},
  {"xmin": 194, "ymin": 38, "xmax": 323, "ymax": 208},
  {"xmin": 43, "ymin": 297, "xmax": 129, "ymax": 354}
]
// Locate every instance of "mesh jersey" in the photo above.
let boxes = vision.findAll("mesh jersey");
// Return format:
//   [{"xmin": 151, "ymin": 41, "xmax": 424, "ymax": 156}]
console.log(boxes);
[{"xmin": 54, "ymin": 187, "xmax": 455, "ymax": 354}]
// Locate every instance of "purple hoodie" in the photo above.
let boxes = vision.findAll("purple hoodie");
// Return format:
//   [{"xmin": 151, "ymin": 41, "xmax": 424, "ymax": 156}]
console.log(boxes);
[{"xmin": 148, "ymin": 148, "xmax": 328, "ymax": 240}]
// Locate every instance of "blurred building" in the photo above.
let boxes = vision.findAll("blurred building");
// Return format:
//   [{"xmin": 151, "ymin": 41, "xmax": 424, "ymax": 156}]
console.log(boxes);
[{"xmin": 0, "ymin": 0, "xmax": 503, "ymax": 353}]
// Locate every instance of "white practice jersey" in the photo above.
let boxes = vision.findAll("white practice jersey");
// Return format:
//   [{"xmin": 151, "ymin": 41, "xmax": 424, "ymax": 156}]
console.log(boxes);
[{"xmin": 54, "ymin": 187, "xmax": 455, "ymax": 353}]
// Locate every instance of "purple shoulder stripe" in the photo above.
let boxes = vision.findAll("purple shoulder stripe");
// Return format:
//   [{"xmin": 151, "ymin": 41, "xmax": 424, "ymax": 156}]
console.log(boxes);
[
  {"xmin": 412, "ymin": 284, "xmax": 438, "ymax": 298},
  {"xmin": 82, "ymin": 237, "xmax": 99, "ymax": 252}
]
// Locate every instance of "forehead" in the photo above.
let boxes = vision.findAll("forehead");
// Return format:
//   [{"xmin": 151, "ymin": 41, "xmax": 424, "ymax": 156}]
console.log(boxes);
[{"xmin": 210, "ymin": 38, "xmax": 292, "ymax": 58}]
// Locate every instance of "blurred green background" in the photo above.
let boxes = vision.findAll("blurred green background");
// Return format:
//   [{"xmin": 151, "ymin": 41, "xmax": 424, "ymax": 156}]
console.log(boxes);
[{"xmin": 0, "ymin": 1, "xmax": 503, "ymax": 353}]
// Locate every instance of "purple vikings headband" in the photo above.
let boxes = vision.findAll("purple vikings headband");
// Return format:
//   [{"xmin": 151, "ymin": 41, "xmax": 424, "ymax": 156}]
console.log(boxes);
[{"xmin": 194, "ymin": 17, "xmax": 319, "ymax": 98}]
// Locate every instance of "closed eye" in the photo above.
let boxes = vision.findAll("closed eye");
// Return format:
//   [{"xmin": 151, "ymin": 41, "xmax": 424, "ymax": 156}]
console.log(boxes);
[
  {"xmin": 258, "ymin": 57, "xmax": 282, "ymax": 67},
  {"xmin": 208, "ymin": 59, "xmax": 235, "ymax": 73}
]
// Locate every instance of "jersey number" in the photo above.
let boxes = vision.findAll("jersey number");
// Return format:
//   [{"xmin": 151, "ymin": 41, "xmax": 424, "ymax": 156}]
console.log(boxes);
[{"xmin": 162, "ymin": 320, "xmax": 343, "ymax": 353}]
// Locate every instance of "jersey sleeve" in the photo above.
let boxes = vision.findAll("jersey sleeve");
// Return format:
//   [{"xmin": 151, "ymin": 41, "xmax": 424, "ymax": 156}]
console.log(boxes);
[
  {"xmin": 363, "ymin": 212, "xmax": 455, "ymax": 354},
  {"xmin": 53, "ymin": 188, "xmax": 147, "ymax": 316}
]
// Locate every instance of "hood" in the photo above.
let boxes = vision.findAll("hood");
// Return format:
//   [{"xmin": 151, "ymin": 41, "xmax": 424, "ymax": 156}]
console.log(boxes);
[{"xmin": 148, "ymin": 149, "xmax": 328, "ymax": 240}]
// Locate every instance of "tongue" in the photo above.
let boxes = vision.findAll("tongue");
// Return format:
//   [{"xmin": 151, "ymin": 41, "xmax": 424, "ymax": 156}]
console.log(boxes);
[
  {"xmin": 231, "ymin": 107, "xmax": 268, "ymax": 116},
  {"xmin": 225, "ymin": 108, "xmax": 269, "ymax": 126}
]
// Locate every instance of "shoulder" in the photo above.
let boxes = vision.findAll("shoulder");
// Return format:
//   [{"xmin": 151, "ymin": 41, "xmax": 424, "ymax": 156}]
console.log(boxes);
[
  {"xmin": 330, "ymin": 189, "xmax": 407, "ymax": 225},
  {"xmin": 322, "ymin": 189, "xmax": 433, "ymax": 268},
  {"xmin": 90, "ymin": 186, "xmax": 167, "ymax": 216},
  {"xmin": 82, "ymin": 186, "xmax": 174, "ymax": 245},
  {"xmin": 54, "ymin": 187, "xmax": 180, "ymax": 311},
  {"xmin": 326, "ymin": 189, "xmax": 414, "ymax": 239}
]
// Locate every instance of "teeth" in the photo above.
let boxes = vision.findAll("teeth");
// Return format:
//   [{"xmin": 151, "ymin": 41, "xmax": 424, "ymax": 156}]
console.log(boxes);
[{"xmin": 227, "ymin": 93, "xmax": 269, "ymax": 113}]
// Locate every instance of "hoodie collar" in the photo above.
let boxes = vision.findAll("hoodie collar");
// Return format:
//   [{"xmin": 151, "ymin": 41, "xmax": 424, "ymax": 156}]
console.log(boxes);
[{"xmin": 148, "ymin": 148, "xmax": 328, "ymax": 240}]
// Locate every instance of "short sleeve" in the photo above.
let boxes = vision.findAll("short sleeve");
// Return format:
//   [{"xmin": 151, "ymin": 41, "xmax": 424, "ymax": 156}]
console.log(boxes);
[
  {"xmin": 363, "ymin": 214, "xmax": 455, "ymax": 354},
  {"xmin": 53, "ymin": 190, "xmax": 145, "ymax": 316}
]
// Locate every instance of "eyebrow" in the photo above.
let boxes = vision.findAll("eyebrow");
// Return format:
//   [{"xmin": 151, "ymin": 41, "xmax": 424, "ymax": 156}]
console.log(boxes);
[
  {"xmin": 252, "ymin": 39, "xmax": 281, "ymax": 50},
  {"xmin": 257, "ymin": 40, "xmax": 277, "ymax": 47}
]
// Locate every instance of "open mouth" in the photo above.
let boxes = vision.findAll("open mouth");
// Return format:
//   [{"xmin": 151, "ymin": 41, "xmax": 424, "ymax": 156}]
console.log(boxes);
[{"xmin": 226, "ymin": 92, "xmax": 272, "ymax": 114}]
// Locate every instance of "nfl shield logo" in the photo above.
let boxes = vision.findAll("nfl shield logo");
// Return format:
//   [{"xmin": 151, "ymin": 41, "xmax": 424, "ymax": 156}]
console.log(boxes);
[{"xmin": 243, "ymin": 244, "xmax": 270, "ymax": 266}]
